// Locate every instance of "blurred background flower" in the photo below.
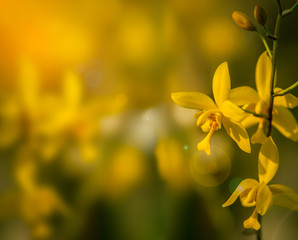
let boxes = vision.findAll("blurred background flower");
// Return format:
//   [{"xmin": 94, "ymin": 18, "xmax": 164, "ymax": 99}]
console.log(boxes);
[{"xmin": 0, "ymin": 0, "xmax": 297, "ymax": 239}]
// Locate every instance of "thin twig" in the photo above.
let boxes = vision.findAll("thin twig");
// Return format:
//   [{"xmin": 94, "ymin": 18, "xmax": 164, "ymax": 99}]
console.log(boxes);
[
  {"xmin": 255, "ymin": 29, "xmax": 273, "ymax": 59},
  {"xmin": 241, "ymin": 108, "xmax": 268, "ymax": 119},
  {"xmin": 273, "ymin": 81, "xmax": 298, "ymax": 96}
]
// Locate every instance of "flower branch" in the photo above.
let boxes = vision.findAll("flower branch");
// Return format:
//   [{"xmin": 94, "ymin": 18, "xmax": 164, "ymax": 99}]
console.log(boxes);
[
  {"xmin": 241, "ymin": 108, "xmax": 268, "ymax": 119},
  {"xmin": 266, "ymin": 9, "xmax": 282, "ymax": 137},
  {"xmin": 273, "ymin": 81, "xmax": 298, "ymax": 96},
  {"xmin": 282, "ymin": 1, "xmax": 298, "ymax": 17}
]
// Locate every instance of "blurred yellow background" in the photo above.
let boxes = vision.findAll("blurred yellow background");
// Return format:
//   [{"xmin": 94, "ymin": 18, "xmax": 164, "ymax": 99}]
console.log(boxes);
[{"xmin": 0, "ymin": 0, "xmax": 297, "ymax": 239}]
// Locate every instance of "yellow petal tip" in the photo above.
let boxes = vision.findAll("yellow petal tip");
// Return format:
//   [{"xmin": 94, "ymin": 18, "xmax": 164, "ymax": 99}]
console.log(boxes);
[
  {"xmin": 243, "ymin": 209, "xmax": 261, "ymax": 231},
  {"xmin": 197, "ymin": 139, "xmax": 211, "ymax": 155},
  {"xmin": 222, "ymin": 203, "xmax": 228, "ymax": 208}
]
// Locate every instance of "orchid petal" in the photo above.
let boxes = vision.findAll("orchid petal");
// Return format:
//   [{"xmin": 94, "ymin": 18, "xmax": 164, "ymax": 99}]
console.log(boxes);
[
  {"xmin": 273, "ymin": 193, "xmax": 298, "ymax": 210},
  {"xmin": 212, "ymin": 62, "xmax": 231, "ymax": 108},
  {"xmin": 196, "ymin": 110, "xmax": 216, "ymax": 126},
  {"xmin": 221, "ymin": 100, "xmax": 247, "ymax": 122},
  {"xmin": 222, "ymin": 178, "xmax": 259, "ymax": 207},
  {"xmin": 240, "ymin": 186, "xmax": 259, "ymax": 207},
  {"xmin": 241, "ymin": 103, "xmax": 259, "ymax": 128},
  {"xmin": 270, "ymin": 184, "xmax": 298, "ymax": 210},
  {"xmin": 272, "ymin": 106, "xmax": 298, "ymax": 141},
  {"xmin": 256, "ymin": 181, "xmax": 273, "ymax": 215},
  {"xmin": 258, "ymin": 137, "xmax": 279, "ymax": 184},
  {"xmin": 251, "ymin": 121, "xmax": 267, "ymax": 144},
  {"xmin": 194, "ymin": 111, "xmax": 204, "ymax": 119},
  {"xmin": 243, "ymin": 208, "xmax": 261, "ymax": 230},
  {"xmin": 255, "ymin": 100, "xmax": 268, "ymax": 115},
  {"xmin": 256, "ymin": 51, "xmax": 272, "ymax": 102},
  {"xmin": 197, "ymin": 127, "xmax": 215, "ymax": 155},
  {"xmin": 229, "ymin": 86, "xmax": 260, "ymax": 106},
  {"xmin": 269, "ymin": 184, "xmax": 296, "ymax": 195},
  {"xmin": 222, "ymin": 116, "xmax": 251, "ymax": 153},
  {"xmin": 171, "ymin": 92, "xmax": 217, "ymax": 110},
  {"xmin": 200, "ymin": 121, "xmax": 212, "ymax": 133},
  {"xmin": 274, "ymin": 88, "xmax": 298, "ymax": 109},
  {"xmin": 241, "ymin": 115, "xmax": 259, "ymax": 128}
]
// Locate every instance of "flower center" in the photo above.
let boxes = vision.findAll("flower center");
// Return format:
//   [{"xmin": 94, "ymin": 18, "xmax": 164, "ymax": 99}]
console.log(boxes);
[{"xmin": 207, "ymin": 113, "xmax": 221, "ymax": 130}]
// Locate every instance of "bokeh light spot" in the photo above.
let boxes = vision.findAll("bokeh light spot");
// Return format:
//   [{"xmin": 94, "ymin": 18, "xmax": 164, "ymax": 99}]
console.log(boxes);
[
  {"xmin": 84, "ymin": 69, "xmax": 102, "ymax": 88},
  {"xmin": 190, "ymin": 146, "xmax": 231, "ymax": 187}
]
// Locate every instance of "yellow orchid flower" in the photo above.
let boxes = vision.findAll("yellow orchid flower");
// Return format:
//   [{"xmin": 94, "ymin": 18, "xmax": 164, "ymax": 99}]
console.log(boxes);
[
  {"xmin": 222, "ymin": 137, "xmax": 298, "ymax": 230},
  {"xmin": 172, "ymin": 62, "xmax": 251, "ymax": 155},
  {"xmin": 14, "ymin": 154, "xmax": 69, "ymax": 239},
  {"xmin": 0, "ymin": 58, "xmax": 124, "ymax": 162},
  {"xmin": 229, "ymin": 51, "xmax": 298, "ymax": 143}
]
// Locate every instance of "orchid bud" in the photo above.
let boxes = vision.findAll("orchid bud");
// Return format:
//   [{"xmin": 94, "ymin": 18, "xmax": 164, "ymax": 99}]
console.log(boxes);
[
  {"xmin": 254, "ymin": 5, "xmax": 267, "ymax": 26},
  {"xmin": 232, "ymin": 11, "xmax": 256, "ymax": 31}
]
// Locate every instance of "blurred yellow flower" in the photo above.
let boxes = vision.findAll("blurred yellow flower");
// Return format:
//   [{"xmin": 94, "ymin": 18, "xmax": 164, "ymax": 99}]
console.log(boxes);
[
  {"xmin": 230, "ymin": 51, "xmax": 298, "ymax": 143},
  {"xmin": 102, "ymin": 145, "xmax": 146, "ymax": 198},
  {"xmin": 223, "ymin": 137, "xmax": 298, "ymax": 230},
  {"xmin": 14, "ymin": 153, "xmax": 68, "ymax": 239},
  {"xmin": 0, "ymin": 93, "xmax": 21, "ymax": 147},
  {"xmin": 155, "ymin": 138, "xmax": 189, "ymax": 190},
  {"xmin": 0, "ymin": 57, "xmax": 125, "ymax": 163},
  {"xmin": 172, "ymin": 62, "xmax": 251, "ymax": 155}
]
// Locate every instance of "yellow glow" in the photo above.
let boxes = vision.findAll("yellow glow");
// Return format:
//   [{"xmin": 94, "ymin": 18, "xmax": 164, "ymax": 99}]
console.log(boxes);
[
  {"xmin": 116, "ymin": 93, "xmax": 128, "ymax": 106},
  {"xmin": 117, "ymin": 10, "xmax": 156, "ymax": 62},
  {"xmin": 200, "ymin": 19, "xmax": 244, "ymax": 58}
]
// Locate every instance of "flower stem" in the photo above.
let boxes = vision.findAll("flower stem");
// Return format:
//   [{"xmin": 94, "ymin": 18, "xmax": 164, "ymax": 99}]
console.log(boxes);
[
  {"xmin": 282, "ymin": 1, "xmax": 298, "ymax": 17},
  {"xmin": 241, "ymin": 108, "xmax": 268, "ymax": 119},
  {"xmin": 273, "ymin": 80, "xmax": 298, "ymax": 96},
  {"xmin": 263, "ymin": 26, "xmax": 277, "ymax": 40},
  {"xmin": 257, "ymin": 215, "xmax": 262, "ymax": 240},
  {"xmin": 255, "ymin": 29, "xmax": 272, "ymax": 59},
  {"xmin": 266, "ymin": 2, "xmax": 282, "ymax": 137}
]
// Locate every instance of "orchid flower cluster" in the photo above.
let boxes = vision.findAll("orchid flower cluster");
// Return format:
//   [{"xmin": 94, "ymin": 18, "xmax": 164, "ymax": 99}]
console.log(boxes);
[{"xmin": 171, "ymin": 1, "xmax": 298, "ymax": 237}]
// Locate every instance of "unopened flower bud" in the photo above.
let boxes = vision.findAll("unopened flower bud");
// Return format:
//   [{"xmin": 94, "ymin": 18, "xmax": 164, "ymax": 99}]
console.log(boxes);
[
  {"xmin": 254, "ymin": 5, "xmax": 267, "ymax": 26},
  {"xmin": 232, "ymin": 11, "xmax": 256, "ymax": 31}
]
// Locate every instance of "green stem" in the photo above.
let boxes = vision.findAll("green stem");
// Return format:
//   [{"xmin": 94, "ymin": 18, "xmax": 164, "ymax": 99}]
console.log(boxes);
[
  {"xmin": 257, "ymin": 215, "xmax": 262, "ymax": 240},
  {"xmin": 255, "ymin": 29, "xmax": 272, "ymax": 59},
  {"xmin": 267, "ymin": 3, "xmax": 282, "ymax": 137},
  {"xmin": 273, "ymin": 81, "xmax": 298, "ymax": 96},
  {"xmin": 263, "ymin": 26, "xmax": 270, "ymax": 35},
  {"xmin": 276, "ymin": 0, "xmax": 282, "ymax": 15},
  {"xmin": 263, "ymin": 26, "xmax": 276, "ymax": 40},
  {"xmin": 282, "ymin": 1, "xmax": 298, "ymax": 16},
  {"xmin": 241, "ymin": 108, "xmax": 268, "ymax": 119}
]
